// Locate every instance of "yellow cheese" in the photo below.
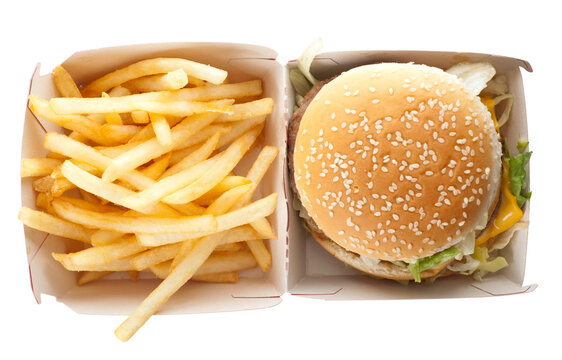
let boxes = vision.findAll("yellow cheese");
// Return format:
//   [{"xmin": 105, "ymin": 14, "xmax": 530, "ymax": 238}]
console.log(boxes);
[{"xmin": 475, "ymin": 162, "xmax": 523, "ymax": 247}]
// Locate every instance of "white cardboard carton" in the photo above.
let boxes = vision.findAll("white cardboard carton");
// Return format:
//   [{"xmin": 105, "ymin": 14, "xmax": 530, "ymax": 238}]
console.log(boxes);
[
  {"xmin": 286, "ymin": 50, "xmax": 536, "ymax": 299},
  {"xmin": 21, "ymin": 43, "xmax": 535, "ymax": 316}
]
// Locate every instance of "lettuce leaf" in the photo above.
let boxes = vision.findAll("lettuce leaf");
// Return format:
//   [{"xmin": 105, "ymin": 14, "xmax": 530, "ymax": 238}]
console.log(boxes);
[
  {"xmin": 408, "ymin": 247, "xmax": 460, "ymax": 283},
  {"xmin": 505, "ymin": 150, "xmax": 532, "ymax": 208},
  {"xmin": 472, "ymin": 246, "xmax": 508, "ymax": 274}
]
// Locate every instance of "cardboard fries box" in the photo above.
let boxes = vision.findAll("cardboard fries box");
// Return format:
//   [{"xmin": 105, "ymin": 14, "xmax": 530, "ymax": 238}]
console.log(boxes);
[{"xmin": 21, "ymin": 42, "xmax": 535, "ymax": 316}]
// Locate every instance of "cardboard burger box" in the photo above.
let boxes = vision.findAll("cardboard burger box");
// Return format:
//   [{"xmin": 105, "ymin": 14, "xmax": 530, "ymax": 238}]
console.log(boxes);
[{"xmin": 21, "ymin": 42, "xmax": 535, "ymax": 316}]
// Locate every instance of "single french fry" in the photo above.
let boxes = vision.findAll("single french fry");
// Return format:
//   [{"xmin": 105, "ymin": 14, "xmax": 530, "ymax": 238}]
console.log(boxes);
[
  {"xmin": 52, "ymin": 198, "xmax": 217, "ymax": 234},
  {"xmin": 21, "ymin": 158, "xmax": 62, "ymax": 177},
  {"xmin": 18, "ymin": 207, "xmax": 93, "ymax": 243},
  {"xmin": 107, "ymin": 86, "xmax": 132, "ymax": 97},
  {"xmin": 77, "ymin": 271, "xmax": 113, "ymax": 286},
  {"xmin": 52, "ymin": 235, "xmax": 144, "ymax": 267},
  {"xmin": 135, "ymin": 210, "xmax": 271, "ymax": 247},
  {"xmin": 57, "ymin": 195, "xmax": 124, "ymax": 213},
  {"xmin": 53, "ymin": 255, "xmax": 137, "ymax": 272},
  {"xmin": 167, "ymin": 202, "xmax": 206, "ymax": 216},
  {"xmin": 100, "ymin": 124, "xmax": 141, "ymax": 143},
  {"xmin": 245, "ymin": 240, "xmax": 272, "ymax": 272},
  {"xmin": 196, "ymin": 250, "xmax": 257, "ymax": 275},
  {"xmin": 90, "ymin": 230, "xmax": 126, "ymax": 246},
  {"xmin": 82, "ymin": 58, "xmax": 228, "ymax": 97},
  {"xmin": 97, "ymin": 142, "xmax": 144, "ymax": 159},
  {"xmin": 247, "ymin": 217, "xmax": 277, "ymax": 240},
  {"xmin": 123, "ymin": 69, "xmax": 188, "ymax": 92},
  {"xmin": 131, "ymin": 110, "xmax": 150, "ymax": 124},
  {"xmin": 52, "ymin": 65, "xmax": 82, "ymax": 98},
  {"xmin": 51, "ymin": 96, "xmax": 234, "ymax": 117},
  {"xmin": 131, "ymin": 243, "xmax": 181, "ymax": 271},
  {"xmin": 149, "ymin": 113, "xmax": 171, "ymax": 146},
  {"xmin": 214, "ymin": 98, "xmax": 274, "ymax": 122},
  {"xmin": 214, "ymin": 242, "xmax": 245, "ymax": 252},
  {"xmin": 192, "ymin": 272, "xmax": 238, "ymax": 283},
  {"xmin": 36, "ymin": 192, "xmax": 56, "ymax": 215}
]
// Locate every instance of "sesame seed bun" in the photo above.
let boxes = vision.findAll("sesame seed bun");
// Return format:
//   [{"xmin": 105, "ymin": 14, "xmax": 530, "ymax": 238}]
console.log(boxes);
[{"xmin": 293, "ymin": 63, "xmax": 502, "ymax": 263}]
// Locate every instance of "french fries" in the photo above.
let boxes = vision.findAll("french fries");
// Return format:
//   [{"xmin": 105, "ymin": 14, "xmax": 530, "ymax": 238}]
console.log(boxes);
[{"xmin": 21, "ymin": 58, "xmax": 278, "ymax": 341}]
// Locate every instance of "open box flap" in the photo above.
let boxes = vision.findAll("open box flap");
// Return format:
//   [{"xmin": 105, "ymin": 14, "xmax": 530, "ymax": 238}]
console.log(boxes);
[
  {"xmin": 285, "ymin": 49, "xmax": 535, "ymax": 299},
  {"xmin": 22, "ymin": 42, "xmax": 288, "ymax": 314}
]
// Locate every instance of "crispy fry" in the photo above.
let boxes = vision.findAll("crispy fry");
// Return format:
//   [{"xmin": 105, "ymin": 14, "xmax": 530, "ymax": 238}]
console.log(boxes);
[
  {"xmin": 52, "ymin": 65, "xmax": 82, "ymax": 98},
  {"xmin": 52, "ymin": 235, "xmax": 145, "ymax": 267},
  {"xmin": 52, "ymin": 197, "xmax": 217, "ymax": 234},
  {"xmin": 82, "ymin": 58, "xmax": 228, "ymax": 97},
  {"xmin": 100, "ymin": 124, "xmax": 141, "ymax": 143},
  {"xmin": 90, "ymin": 230, "xmax": 126, "ymax": 246},
  {"xmin": 214, "ymin": 98, "xmax": 274, "ymax": 122},
  {"xmin": 77, "ymin": 271, "xmax": 113, "ymax": 286},
  {"xmin": 149, "ymin": 113, "xmax": 171, "ymax": 146},
  {"xmin": 18, "ymin": 207, "xmax": 93, "ymax": 243},
  {"xmin": 123, "ymin": 69, "xmax": 188, "ymax": 92},
  {"xmin": 53, "ymin": 255, "xmax": 137, "ymax": 272},
  {"xmin": 245, "ymin": 239, "xmax": 272, "ymax": 272},
  {"xmin": 192, "ymin": 272, "xmax": 238, "ymax": 283},
  {"xmin": 131, "ymin": 110, "xmax": 150, "ymax": 124},
  {"xmin": 21, "ymin": 158, "xmax": 62, "ymax": 177},
  {"xmin": 131, "ymin": 243, "xmax": 181, "ymax": 271}
]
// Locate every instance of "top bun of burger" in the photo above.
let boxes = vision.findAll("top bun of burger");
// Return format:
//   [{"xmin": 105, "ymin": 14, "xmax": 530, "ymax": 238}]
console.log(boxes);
[{"xmin": 292, "ymin": 63, "xmax": 502, "ymax": 263}]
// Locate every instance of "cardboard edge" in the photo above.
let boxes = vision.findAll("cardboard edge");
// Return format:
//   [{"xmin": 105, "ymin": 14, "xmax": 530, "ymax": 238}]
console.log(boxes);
[{"xmin": 470, "ymin": 283, "xmax": 538, "ymax": 297}]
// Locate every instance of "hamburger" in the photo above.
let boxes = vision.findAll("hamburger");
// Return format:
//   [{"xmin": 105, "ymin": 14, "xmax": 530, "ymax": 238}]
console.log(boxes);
[{"xmin": 288, "ymin": 48, "xmax": 530, "ymax": 283}]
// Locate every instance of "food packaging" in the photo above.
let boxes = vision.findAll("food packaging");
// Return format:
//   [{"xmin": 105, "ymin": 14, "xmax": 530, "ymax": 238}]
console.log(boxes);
[{"xmin": 21, "ymin": 43, "xmax": 535, "ymax": 316}]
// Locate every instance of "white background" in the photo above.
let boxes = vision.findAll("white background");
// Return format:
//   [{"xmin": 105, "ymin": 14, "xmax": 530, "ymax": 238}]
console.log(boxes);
[{"xmin": 2, "ymin": 0, "xmax": 560, "ymax": 358}]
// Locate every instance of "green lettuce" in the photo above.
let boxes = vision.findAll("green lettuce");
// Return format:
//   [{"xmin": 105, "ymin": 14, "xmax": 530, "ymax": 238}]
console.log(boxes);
[
  {"xmin": 503, "ymin": 140, "xmax": 532, "ymax": 208},
  {"xmin": 408, "ymin": 247, "xmax": 460, "ymax": 283}
]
